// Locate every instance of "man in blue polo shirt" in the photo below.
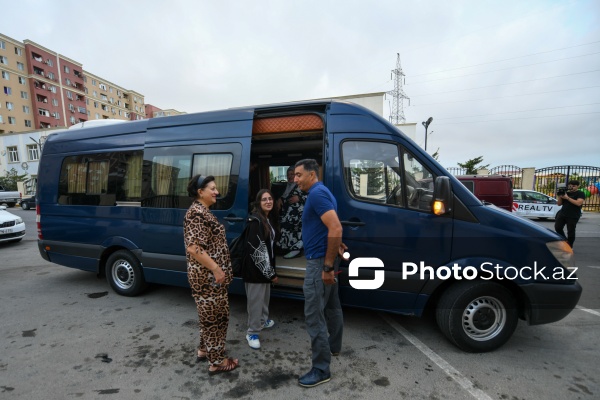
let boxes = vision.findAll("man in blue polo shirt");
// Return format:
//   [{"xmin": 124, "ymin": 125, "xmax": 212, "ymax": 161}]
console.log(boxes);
[{"xmin": 294, "ymin": 158, "xmax": 346, "ymax": 388}]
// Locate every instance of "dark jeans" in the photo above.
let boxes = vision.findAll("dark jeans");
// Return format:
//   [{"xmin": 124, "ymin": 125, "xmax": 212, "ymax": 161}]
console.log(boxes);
[
  {"xmin": 303, "ymin": 257, "xmax": 344, "ymax": 373},
  {"xmin": 554, "ymin": 212, "xmax": 579, "ymax": 248}
]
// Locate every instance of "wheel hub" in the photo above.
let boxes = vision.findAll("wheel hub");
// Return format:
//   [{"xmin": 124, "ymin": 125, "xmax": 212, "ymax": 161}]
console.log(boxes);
[
  {"xmin": 462, "ymin": 296, "xmax": 506, "ymax": 341},
  {"xmin": 112, "ymin": 260, "xmax": 134, "ymax": 289}
]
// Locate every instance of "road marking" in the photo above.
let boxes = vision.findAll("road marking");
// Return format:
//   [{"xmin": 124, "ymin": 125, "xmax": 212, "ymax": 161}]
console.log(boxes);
[
  {"xmin": 587, "ymin": 266, "xmax": 600, "ymax": 269},
  {"xmin": 577, "ymin": 305, "xmax": 600, "ymax": 317},
  {"xmin": 379, "ymin": 313, "xmax": 493, "ymax": 400}
]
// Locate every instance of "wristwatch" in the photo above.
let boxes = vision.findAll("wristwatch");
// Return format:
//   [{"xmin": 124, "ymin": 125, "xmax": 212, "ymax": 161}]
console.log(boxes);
[{"xmin": 322, "ymin": 264, "xmax": 334, "ymax": 272}]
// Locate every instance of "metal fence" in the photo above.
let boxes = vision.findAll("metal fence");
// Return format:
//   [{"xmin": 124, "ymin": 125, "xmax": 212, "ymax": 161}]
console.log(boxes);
[
  {"xmin": 534, "ymin": 165, "xmax": 600, "ymax": 211},
  {"xmin": 445, "ymin": 164, "xmax": 599, "ymax": 211},
  {"xmin": 489, "ymin": 165, "xmax": 523, "ymax": 189}
]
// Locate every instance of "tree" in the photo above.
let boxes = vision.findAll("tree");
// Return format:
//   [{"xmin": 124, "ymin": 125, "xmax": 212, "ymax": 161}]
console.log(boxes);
[
  {"xmin": 0, "ymin": 168, "xmax": 29, "ymax": 191},
  {"xmin": 458, "ymin": 156, "xmax": 489, "ymax": 175}
]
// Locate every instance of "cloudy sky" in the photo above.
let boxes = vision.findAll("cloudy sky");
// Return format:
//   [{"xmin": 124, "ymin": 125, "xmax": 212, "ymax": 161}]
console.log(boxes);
[{"xmin": 4, "ymin": 0, "xmax": 599, "ymax": 169}]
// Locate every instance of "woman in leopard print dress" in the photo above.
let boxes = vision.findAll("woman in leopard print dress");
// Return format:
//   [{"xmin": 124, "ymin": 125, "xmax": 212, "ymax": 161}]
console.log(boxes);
[{"xmin": 184, "ymin": 174, "xmax": 239, "ymax": 374}]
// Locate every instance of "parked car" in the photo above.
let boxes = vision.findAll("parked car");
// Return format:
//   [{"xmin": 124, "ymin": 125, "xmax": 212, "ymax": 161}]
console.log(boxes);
[
  {"xmin": 20, "ymin": 196, "xmax": 37, "ymax": 210},
  {"xmin": 0, "ymin": 185, "xmax": 21, "ymax": 208},
  {"xmin": 0, "ymin": 206, "xmax": 26, "ymax": 243},
  {"xmin": 513, "ymin": 189, "xmax": 562, "ymax": 219}
]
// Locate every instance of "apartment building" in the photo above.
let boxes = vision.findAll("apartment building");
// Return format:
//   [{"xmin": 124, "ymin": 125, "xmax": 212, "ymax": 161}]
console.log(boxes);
[{"xmin": 0, "ymin": 33, "xmax": 148, "ymax": 135}]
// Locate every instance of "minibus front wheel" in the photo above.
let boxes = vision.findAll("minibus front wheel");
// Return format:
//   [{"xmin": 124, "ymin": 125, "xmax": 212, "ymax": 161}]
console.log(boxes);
[
  {"xmin": 435, "ymin": 281, "xmax": 518, "ymax": 352},
  {"xmin": 105, "ymin": 250, "xmax": 147, "ymax": 296}
]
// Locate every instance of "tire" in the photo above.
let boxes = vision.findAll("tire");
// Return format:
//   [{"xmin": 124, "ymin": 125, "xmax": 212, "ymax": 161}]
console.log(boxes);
[
  {"xmin": 105, "ymin": 250, "xmax": 147, "ymax": 296},
  {"xmin": 7, "ymin": 202, "xmax": 16, "ymax": 208},
  {"xmin": 436, "ymin": 281, "xmax": 518, "ymax": 352},
  {"xmin": 21, "ymin": 202, "xmax": 29, "ymax": 210}
]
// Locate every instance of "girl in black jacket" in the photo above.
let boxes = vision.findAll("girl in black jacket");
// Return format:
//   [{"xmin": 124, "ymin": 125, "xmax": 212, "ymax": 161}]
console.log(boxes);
[{"xmin": 243, "ymin": 189, "xmax": 279, "ymax": 349}]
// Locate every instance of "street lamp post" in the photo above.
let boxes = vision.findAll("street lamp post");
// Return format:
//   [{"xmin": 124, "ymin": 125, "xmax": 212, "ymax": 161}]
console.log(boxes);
[{"xmin": 422, "ymin": 117, "xmax": 433, "ymax": 151}]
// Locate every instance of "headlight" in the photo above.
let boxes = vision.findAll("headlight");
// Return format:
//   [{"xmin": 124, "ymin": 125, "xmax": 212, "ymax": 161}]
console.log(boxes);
[
  {"xmin": 15, "ymin": 217, "xmax": 23, "ymax": 225},
  {"xmin": 546, "ymin": 241, "xmax": 575, "ymax": 270}
]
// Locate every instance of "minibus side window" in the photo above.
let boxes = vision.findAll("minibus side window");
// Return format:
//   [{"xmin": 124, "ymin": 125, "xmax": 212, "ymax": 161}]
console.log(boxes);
[
  {"xmin": 402, "ymin": 151, "xmax": 435, "ymax": 212},
  {"xmin": 58, "ymin": 150, "xmax": 143, "ymax": 206},
  {"xmin": 142, "ymin": 151, "xmax": 235, "ymax": 209},
  {"xmin": 342, "ymin": 141, "xmax": 404, "ymax": 206}
]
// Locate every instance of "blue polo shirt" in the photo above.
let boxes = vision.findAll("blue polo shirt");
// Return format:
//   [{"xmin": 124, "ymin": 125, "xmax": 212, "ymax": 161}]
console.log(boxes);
[{"xmin": 302, "ymin": 181, "xmax": 338, "ymax": 259}]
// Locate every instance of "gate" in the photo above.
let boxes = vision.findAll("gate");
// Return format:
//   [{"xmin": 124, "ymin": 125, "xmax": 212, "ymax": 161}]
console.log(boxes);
[
  {"xmin": 534, "ymin": 165, "xmax": 600, "ymax": 211},
  {"xmin": 489, "ymin": 165, "xmax": 523, "ymax": 189}
]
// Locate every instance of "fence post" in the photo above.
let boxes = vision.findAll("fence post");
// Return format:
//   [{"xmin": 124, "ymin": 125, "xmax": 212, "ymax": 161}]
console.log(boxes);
[{"xmin": 522, "ymin": 168, "xmax": 535, "ymax": 190}]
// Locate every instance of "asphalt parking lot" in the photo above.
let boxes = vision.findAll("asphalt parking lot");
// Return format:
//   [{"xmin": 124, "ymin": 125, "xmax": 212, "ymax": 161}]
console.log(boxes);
[{"xmin": 1, "ymin": 208, "xmax": 598, "ymax": 399}]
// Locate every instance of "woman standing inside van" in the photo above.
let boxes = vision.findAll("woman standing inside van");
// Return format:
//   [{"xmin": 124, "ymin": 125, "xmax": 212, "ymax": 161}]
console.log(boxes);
[
  {"xmin": 184, "ymin": 174, "xmax": 239, "ymax": 374},
  {"xmin": 243, "ymin": 189, "xmax": 279, "ymax": 350}
]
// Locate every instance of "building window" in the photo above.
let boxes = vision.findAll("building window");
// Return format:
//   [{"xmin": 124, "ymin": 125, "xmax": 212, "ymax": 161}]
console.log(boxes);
[
  {"xmin": 3, "ymin": 86, "xmax": 11, "ymax": 95},
  {"xmin": 25, "ymin": 120, "xmax": 32, "ymax": 128},
  {"xmin": 92, "ymin": 79, "xmax": 96, "ymax": 86},
  {"xmin": 93, "ymin": 90, "xmax": 97, "ymax": 97},
  {"xmin": 6, "ymin": 102, "xmax": 13, "ymax": 110},
  {"xmin": 95, "ymin": 113, "xmax": 100, "ymax": 119},
  {"xmin": 70, "ymin": 116, "xmax": 76, "ymax": 124},
  {"xmin": 46, "ymin": 59, "xmax": 53, "ymax": 67},
  {"xmin": 47, "ymin": 72, "xmax": 55, "ymax": 80},
  {"xmin": 21, "ymin": 91, "xmax": 28, "ymax": 99},
  {"xmin": 18, "ymin": 77, "xmax": 26, "ymax": 84},
  {"xmin": 27, "ymin": 144, "xmax": 39, "ymax": 160},
  {"xmin": 0, "ymin": 115, "xmax": 3, "ymax": 123},
  {"xmin": 1, "ymin": 71, "xmax": 9, "ymax": 80},
  {"xmin": 14, "ymin": 47, "xmax": 22, "ymax": 56},
  {"xmin": 0, "ymin": 56, "xmax": 8, "ymax": 64},
  {"xmin": 64, "ymin": 65, "xmax": 70, "ymax": 73},
  {"xmin": 99, "ymin": 83, "xmax": 107, "ymax": 90},
  {"xmin": 23, "ymin": 105, "xmax": 30, "ymax": 113},
  {"xmin": 17, "ymin": 62, "xmax": 24, "ymax": 71},
  {"xmin": 49, "ymin": 86, "xmax": 56, "ymax": 93},
  {"xmin": 65, "ymin": 78, "xmax": 72, "ymax": 86},
  {"xmin": 7, "ymin": 146, "xmax": 19, "ymax": 162},
  {"xmin": 66, "ymin": 90, "xmax": 73, "ymax": 100},
  {"xmin": 52, "ymin": 99, "xmax": 58, "ymax": 106},
  {"xmin": 0, "ymin": 41, "xmax": 5, "ymax": 49},
  {"xmin": 54, "ymin": 112, "xmax": 60, "ymax": 120},
  {"xmin": 8, "ymin": 116, "xmax": 16, "ymax": 125},
  {"xmin": 38, "ymin": 108, "xmax": 50, "ymax": 117}
]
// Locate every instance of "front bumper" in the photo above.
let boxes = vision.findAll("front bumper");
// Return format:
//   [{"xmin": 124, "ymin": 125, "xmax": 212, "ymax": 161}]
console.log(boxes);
[{"xmin": 521, "ymin": 281, "xmax": 583, "ymax": 325}]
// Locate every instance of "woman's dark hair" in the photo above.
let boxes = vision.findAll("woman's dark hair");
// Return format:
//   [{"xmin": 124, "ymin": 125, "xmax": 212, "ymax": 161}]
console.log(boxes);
[
  {"xmin": 187, "ymin": 174, "xmax": 216, "ymax": 198},
  {"xmin": 251, "ymin": 189, "xmax": 280, "ymax": 239}
]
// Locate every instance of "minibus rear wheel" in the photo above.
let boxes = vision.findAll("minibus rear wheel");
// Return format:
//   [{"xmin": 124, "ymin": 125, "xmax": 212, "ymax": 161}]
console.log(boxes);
[
  {"xmin": 436, "ymin": 281, "xmax": 518, "ymax": 352},
  {"xmin": 105, "ymin": 250, "xmax": 147, "ymax": 296}
]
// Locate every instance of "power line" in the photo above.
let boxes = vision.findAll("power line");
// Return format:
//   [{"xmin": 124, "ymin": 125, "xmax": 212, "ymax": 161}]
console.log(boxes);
[
  {"xmin": 435, "ymin": 103, "xmax": 600, "ymax": 121},
  {"xmin": 409, "ymin": 41, "xmax": 600, "ymax": 78},
  {"xmin": 410, "ymin": 69, "xmax": 600, "ymax": 97},
  {"xmin": 407, "ymin": 51, "xmax": 600, "ymax": 85},
  {"xmin": 411, "ymin": 85, "xmax": 600, "ymax": 106},
  {"xmin": 435, "ymin": 111, "xmax": 600, "ymax": 125}
]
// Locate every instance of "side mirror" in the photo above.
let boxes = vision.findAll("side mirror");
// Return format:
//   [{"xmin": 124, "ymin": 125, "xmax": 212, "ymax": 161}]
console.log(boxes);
[{"xmin": 432, "ymin": 176, "xmax": 453, "ymax": 215}]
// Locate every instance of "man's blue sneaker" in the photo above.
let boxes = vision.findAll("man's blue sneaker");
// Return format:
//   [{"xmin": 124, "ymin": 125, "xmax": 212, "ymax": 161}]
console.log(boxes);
[
  {"xmin": 263, "ymin": 319, "xmax": 275, "ymax": 328},
  {"xmin": 298, "ymin": 367, "xmax": 331, "ymax": 387}
]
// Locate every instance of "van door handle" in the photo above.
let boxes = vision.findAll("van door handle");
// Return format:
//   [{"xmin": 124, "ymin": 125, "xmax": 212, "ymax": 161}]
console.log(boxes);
[
  {"xmin": 223, "ymin": 217, "xmax": 245, "ymax": 222},
  {"xmin": 341, "ymin": 220, "xmax": 366, "ymax": 226}
]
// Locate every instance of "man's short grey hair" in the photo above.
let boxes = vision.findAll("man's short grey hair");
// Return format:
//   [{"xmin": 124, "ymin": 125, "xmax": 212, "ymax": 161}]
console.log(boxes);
[{"xmin": 295, "ymin": 159, "xmax": 319, "ymax": 174}]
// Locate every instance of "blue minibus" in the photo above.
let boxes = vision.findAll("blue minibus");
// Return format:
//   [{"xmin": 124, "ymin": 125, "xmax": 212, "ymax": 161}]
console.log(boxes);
[{"xmin": 36, "ymin": 100, "xmax": 581, "ymax": 352}]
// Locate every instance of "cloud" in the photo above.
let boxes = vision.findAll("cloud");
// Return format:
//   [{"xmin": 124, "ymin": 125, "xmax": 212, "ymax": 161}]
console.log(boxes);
[{"xmin": 3, "ymin": 0, "xmax": 599, "ymax": 169}]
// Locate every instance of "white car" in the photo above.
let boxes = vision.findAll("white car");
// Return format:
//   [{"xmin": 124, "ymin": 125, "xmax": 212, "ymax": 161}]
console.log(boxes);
[
  {"xmin": 0, "ymin": 206, "xmax": 26, "ymax": 243},
  {"xmin": 513, "ymin": 189, "xmax": 562, "ymax": 220}
]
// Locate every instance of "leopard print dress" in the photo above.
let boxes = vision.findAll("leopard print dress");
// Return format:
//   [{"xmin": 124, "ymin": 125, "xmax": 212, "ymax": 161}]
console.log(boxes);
[{"xmin": 184, "ymin": 200, "xmax": 233, "ymax": 366}]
